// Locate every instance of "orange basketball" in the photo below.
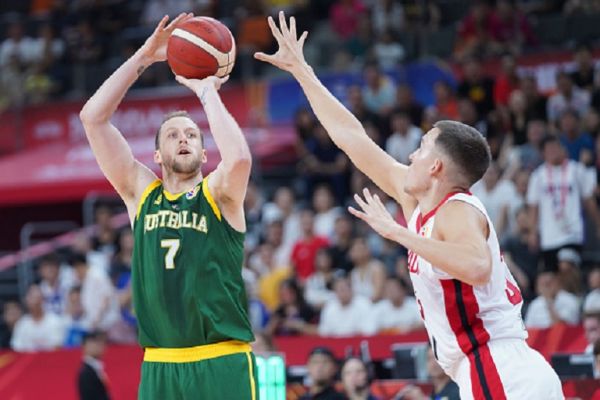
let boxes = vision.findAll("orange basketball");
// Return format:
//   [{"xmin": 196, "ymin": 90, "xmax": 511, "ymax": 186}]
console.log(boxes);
[{"xmin": 167, "ymin": 17, "xmax": 236, "ymax": 79}]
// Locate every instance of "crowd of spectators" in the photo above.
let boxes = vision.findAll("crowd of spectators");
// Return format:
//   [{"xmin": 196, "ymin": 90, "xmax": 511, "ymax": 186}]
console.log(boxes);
[
  {"xmin": 2, "ymin": 1, "xmax": 600, "ymax": 397},
  {"xmin": 2, "ymin": 0, "xmax": 600, "ymax": 111}
]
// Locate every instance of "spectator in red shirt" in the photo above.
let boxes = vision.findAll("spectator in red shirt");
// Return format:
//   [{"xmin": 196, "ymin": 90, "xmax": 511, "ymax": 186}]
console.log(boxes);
[
  {"xmin": 494, "ymin": 54, "xmax": 520, "ymax": 107},
  {"xmin": 291, "ymin": 209, "xmax": 330, "ymax": 282},
  {"xmin": 454, "ymin": 0, "xmax": 494, "ymax": 61},
  {"xmin": 432, "ymin": 80, "xmax": 459, "ymax": 120},
  {"xmin": 489, "ymin": 0, "xmax": 536, "ymax": 56},
  {"xmin": 330, "ymin": 0, "xmax": 367, "ymax": 41}
]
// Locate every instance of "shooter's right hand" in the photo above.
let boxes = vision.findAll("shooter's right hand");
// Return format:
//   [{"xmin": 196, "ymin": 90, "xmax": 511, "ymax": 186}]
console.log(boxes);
[{"xmin": 139, "ymin": 13, "xmax": 193, "ymax": 64}]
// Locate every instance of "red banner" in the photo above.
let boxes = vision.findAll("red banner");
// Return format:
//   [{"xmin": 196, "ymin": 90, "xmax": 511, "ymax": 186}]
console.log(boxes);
[
  {"xmin": 0, "ymin": 123, "xmax": 296, "ymax": 206},
  {"xmin": 9, "ymin": 86, "xmax": 249, "ymax": 150},
  {"xmin": 0, "ymin": 326, "xmax": 590, "ymax": 400}
]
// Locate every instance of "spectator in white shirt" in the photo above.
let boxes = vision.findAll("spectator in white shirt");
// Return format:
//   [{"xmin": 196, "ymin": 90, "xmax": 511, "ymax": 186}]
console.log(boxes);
[
  {"xmin": 547, "ymin": 71, "xmax": 590, "ymax": 125},
  {"xmin": 373, "ymin": 277, "xmax": 423, "ymax": 334},
  {"xmin": 471, "ymin": 162, "xmax": 517, "ymax": 238},
  {"xmin": 11, "ymin": 285, "xmax": 65, "ymax": 352},
  {"xmin": 584, "ymin": 267, "xmax": 600, "ymax": 314},
  {"xmin": 584, "ymin": 312, "xmax": 600, "ymax": 354},
  {"xmin": 362, "ymin": 64, "xmax": 396, "ymax": 116},
  {"xmin": 385, "ymin": 111, "xmax": 422, "ymax": 165},
  {"xmin": 527, "ymin": 135, "xmax": 600, "ymax": 271},
  {"xmin": 38, "ymin": 254, "xmax": 70, "ymax": 315},
  {"xmin": 304, "ymin": 248, "xmax": 336, "ymax": 310},
  {"xmin": 70, "ymin": 253, "xmax": 120, "ymax": 333},
  {"xmin": 262, "ymin": 186, "xmax": 302, "ymax": 258},
  {"xmin": 313, "ymin": 184, "xmax": 342, "ymax": 240},
  {"xmin": 525, "ymin": 272, "xmax": 580, "ymax": 329},
  {"xmin": 373, "ymin": 30, "xmax": 405, "ymax": 70},
  {"xmin": 349, "ymin": 238, "xmax": 387, "ymax": 303},
  {"xmin": 319, "ymin": 275, "xmax": 376, "ymax": 337}
]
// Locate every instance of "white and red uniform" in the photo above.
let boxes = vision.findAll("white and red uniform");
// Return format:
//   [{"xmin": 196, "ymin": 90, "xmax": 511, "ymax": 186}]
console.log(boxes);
[{"xmin": 407, "ymin": 191, "xmax": 563, "ymax": 400}]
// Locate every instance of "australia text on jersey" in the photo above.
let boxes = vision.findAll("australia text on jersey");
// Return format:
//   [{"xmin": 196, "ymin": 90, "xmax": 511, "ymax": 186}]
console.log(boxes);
[{"xmin": 144, "ymin": 210, "xmax": 208, "ymax": 233}]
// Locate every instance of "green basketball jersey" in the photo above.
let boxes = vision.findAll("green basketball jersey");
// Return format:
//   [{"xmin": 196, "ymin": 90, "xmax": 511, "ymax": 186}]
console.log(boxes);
[{"xmin": 131, "ymin": 176, "xmax": 254, "ymax": 348}]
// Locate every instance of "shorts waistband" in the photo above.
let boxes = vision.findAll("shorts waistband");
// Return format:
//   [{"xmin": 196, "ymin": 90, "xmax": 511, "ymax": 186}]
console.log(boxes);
[{"xmin": 144, "ymin": 340, "xmax": 252, "ymax": 363}]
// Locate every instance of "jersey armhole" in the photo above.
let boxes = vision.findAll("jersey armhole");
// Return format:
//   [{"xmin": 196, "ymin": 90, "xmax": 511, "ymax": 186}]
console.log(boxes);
[
  {"xmin": 202, "ymin": 174, "xmax": 222, "ymax": 221},
  {"xmin": 445, "ymin": 196, "xmax": 491, "ymax": 240},
  {"xmin": 136, "ymin": 179, "xmax": 161, "ymax": 220}
]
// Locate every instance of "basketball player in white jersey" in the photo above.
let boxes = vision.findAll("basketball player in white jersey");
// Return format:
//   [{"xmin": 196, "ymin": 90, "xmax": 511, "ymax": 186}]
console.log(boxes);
[{"xmin": 257, "ymin": 12, "xmax": 564, "ymax": 400}]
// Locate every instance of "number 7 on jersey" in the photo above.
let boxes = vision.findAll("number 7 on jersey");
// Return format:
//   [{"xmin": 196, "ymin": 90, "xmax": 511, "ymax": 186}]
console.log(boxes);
[{"xmin": 161, "ymin": 239, "xmax": 180, "ymax": 269}]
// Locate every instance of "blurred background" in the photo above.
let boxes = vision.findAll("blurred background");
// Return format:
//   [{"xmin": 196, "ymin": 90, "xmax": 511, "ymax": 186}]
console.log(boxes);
[{"xmin": 0, "ymin": 0, "xmax": 600, "ymax": 399}]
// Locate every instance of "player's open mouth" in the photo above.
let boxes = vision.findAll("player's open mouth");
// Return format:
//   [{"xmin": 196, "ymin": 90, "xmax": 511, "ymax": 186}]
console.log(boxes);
[{"xmin": 178, "ymin": 149, "xmax": 191, "ymax": 155}]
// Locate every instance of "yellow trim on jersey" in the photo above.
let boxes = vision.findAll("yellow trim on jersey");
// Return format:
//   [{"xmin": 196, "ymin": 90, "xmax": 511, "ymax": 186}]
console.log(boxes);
[
  {"xmin": 245, "ymin": 352, "xmax": 257, "ymax": 400},
  {"xmin": 162, "ymin": 188, "xmax": 185, "ymax": 201},
  {"xmin": 143, "ymin": 340, "xmax": 251, "ymax": 363},
  {"xmin": 202, "ymin": 174, "xmax": 222, "ymax": 221},
  {"xmin": 136, "ymin": 179, "xmax": 161, "ymax": 219}
]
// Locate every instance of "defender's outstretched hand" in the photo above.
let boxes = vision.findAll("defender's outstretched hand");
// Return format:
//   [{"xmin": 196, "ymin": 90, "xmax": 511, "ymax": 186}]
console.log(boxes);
[
  {"xmin": 254, "ymin": 11, "xmax": 309, "ymax": 76},
  {"xmin": 348, "ymin": 188, "xmax": 402, "ymax": 241},
  {"xmin": 140, "ymin": 13, "xmax": 194, "ymax": 63}
]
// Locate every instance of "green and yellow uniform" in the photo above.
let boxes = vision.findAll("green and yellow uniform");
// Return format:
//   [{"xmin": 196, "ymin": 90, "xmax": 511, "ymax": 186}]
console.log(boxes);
[{"xmin": 132, "ymin": 176, "xmax": 257, "ymax": 400}]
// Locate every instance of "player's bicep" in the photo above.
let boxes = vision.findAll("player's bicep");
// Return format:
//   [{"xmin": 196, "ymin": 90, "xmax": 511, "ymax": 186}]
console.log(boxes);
[
  {"xmin": 208, "ymin": 157, "xmax": 251, "ymax": 206},
  {"xmin": 436, "ymin": 202, "xmax": 491, "ymax": 259},
  {"xmin": 83, "ymin": 122, "xmax": 157, "ymax": 209}
]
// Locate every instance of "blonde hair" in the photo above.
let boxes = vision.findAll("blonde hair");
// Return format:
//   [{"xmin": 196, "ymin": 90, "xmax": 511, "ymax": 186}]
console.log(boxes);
[{"xmin": 155, "ymin": 110, "xmax": 203, "ymax": 149}]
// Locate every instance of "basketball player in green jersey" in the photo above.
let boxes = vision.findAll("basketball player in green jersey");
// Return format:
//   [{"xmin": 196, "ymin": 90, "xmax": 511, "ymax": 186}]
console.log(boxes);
[{"xmin": 80, "ymin": 13, "xmax": 258, "ymax": 400}]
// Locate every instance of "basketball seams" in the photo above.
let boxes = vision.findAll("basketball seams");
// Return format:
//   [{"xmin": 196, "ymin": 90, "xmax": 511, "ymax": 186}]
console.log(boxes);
[{"xmin": 171, "ymin": 28, "xmax": 234, "ymax": 77}]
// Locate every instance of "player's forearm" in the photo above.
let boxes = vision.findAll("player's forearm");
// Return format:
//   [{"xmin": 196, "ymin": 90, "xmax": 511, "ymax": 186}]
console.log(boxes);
[
  {"xmin": 292, "ymin": 65, "xmax": 370, "ymax": 158},
  {"xmin": 200, "ymin": 87, "xmax": 251, "ymax": 167},
  {"xmin": 390, "ymin": 226, "xmax": 492, "ymax": 286},
  {"xmin": 80, "ymin": 50, "xmax": 153, "ymax": 125}
]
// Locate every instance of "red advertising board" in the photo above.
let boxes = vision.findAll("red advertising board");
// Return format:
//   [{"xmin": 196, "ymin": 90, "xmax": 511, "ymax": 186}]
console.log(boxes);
[{"xmin": 0, "ymin": 84, "xmax": 295, "ymax": 206}]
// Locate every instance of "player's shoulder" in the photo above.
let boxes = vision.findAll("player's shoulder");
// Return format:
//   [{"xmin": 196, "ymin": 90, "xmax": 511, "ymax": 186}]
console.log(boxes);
[{"xmin": 435, "ymin": 196, "xmax": 488, "ymax": 236}]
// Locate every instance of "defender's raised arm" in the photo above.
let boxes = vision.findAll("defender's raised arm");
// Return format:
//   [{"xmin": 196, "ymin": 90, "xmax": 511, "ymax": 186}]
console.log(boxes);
[{"xmin": 255, "ymin": 12, "xmax": 417, "ymax": 218}]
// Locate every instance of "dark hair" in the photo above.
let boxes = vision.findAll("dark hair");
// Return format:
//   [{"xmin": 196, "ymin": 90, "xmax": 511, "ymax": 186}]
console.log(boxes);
[
  {"xmin": 341, "ymin": 356, "xmax": 373, "ymax": 383},
  {"xmin": 433, "ymin": 120, "xmax": 491, "ymax": 186},
  {"xmin": 594, "ymin": 339, "xmax": 600, "ymax": 357},
  {"xmin": 155, "ymin": 110, "xmax": 203, "ymax": 150},
  {"xmin": 69, "ymin": 285, "xmax": 82, "ymax": 295},
  {"xmin": 69, "ymin": 252, "xmax": 87, "ymax": 267},
  {"xmin": 539, "ymin": 134, "xmax": 560, "ymax": 151},
  {"xmin": 82, "ymin": 330, "xmax": 107, "ymax": 344},
  {"xmin": 387, "ymin": 276, "xmax": 409, "ymax": 291},
  {"xmin": 309, "ymin": 346, "xmax": 337, "ymax": 362},
  {"xmin": 556, "ymin": 70, "xmax": 571, "ymax": 81},
  {"xmin": 584, "ymin": 312, "xmax": 600, "ymax": 323},
  {"xmin": 39, "ymin": 253, "xmax": 61, "ymax": 268},
  {"xmin": 560, "ymin": 108, "xmax": 580, "ymax": 120}
]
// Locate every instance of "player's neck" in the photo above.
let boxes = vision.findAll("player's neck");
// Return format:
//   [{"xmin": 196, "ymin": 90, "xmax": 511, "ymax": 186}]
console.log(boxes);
[
  {"xmin": 417, "ymin": 182, "xmax": 468, "ymax": 217},
  {"xmin": 161, "ymin": 170, "xmax": 204, "ymax": 195}
]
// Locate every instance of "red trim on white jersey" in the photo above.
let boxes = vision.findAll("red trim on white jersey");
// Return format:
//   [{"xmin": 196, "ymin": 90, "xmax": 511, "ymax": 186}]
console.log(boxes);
[{"xmin": 442, "ymin": 279, "xmax": 507, "ymax": 400}]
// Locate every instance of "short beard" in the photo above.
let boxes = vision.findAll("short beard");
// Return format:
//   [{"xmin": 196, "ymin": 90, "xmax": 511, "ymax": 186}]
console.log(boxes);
[{"xmin": 164, "ymin": 156, "xmax": 201, "ymax": 175}]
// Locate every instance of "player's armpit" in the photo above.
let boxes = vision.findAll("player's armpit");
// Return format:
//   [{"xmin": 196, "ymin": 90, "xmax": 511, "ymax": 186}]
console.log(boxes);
[{"xmin": 206, "ymin": 161, "xmax": 250, "ymax": 232}]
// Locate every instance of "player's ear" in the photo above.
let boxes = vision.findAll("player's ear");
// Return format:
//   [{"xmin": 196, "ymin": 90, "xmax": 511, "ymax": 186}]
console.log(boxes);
[
  {"xmin": 430, "ymin": 158, "xmax": 443, "ymax": 176},
  {"xmin": 201, "ymin": 149, "xmax": 207, "ymax": 163},
  {"xmin": 154, "ymin": 149, "xmax": 162, "ymax": 164}
]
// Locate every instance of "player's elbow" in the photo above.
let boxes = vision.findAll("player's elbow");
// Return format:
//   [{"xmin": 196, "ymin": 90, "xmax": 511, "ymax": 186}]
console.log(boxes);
[
  {"xmin": 232, "ymin": 153, "xmax": 252, "ymax": 171},
  {"xmin": 79, "ymin": 104, "xmax": 109, "ymax": 127},
  {"xmin": 79, "ymin": 108, "xmax": 100, "ymax": 127},
  {"xmin": 469, "ymin": 257, "xmax": 492, "ymax": 286}
]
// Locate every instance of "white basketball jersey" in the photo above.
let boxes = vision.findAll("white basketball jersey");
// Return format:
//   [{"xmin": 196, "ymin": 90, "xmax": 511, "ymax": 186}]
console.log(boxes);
[{"xmin": 407, "ymin": 192, "xmax": 527, "ymax": 373}]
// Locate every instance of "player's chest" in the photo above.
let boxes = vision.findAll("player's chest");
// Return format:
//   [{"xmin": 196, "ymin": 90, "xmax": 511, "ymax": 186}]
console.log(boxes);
[{"xmin": 407, "ymin": 219, "xmax": 435, "ymax": 276}]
